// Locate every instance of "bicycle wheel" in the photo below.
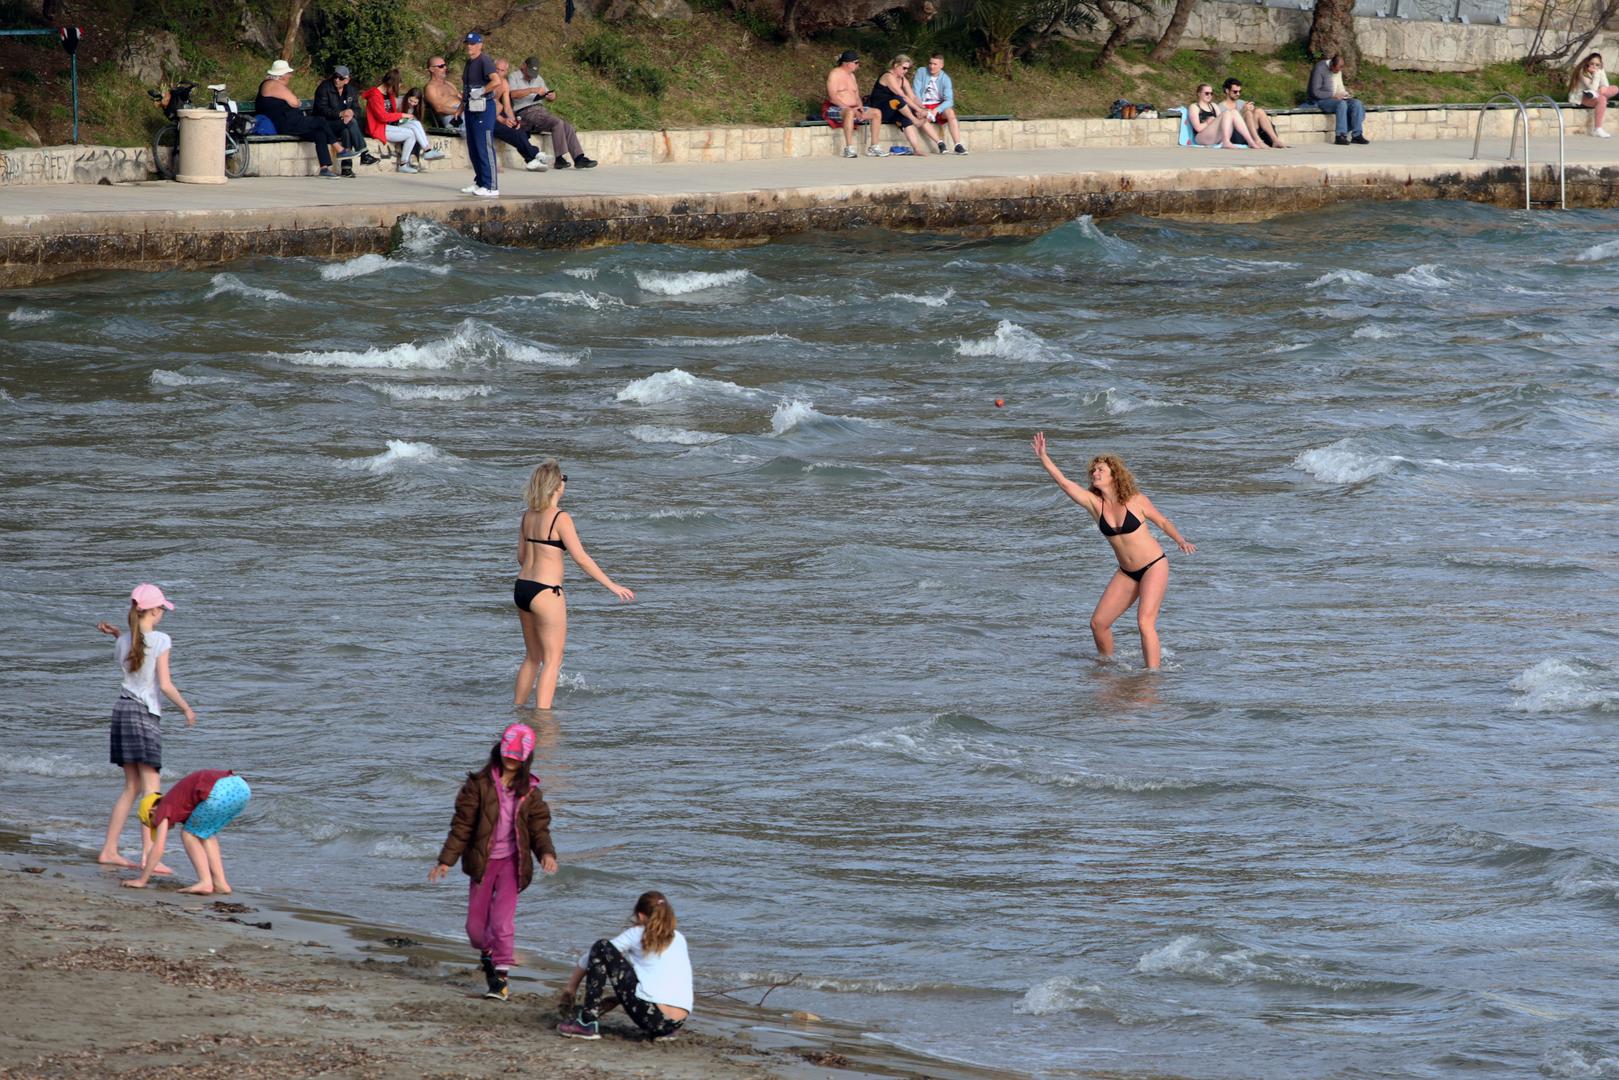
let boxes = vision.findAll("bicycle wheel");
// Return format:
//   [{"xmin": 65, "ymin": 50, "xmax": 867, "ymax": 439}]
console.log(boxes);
[
  {"xmin": 224, "ymin": 132, "xmax": 250, "ymax": 179},
  {"xmin": 151, "ymin": 123, "xmax": 180, "ymax": 181}
]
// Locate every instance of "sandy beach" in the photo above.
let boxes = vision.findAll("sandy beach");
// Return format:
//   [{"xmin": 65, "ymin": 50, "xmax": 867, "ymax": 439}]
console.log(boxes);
[{"xmin": 0, "ymin": 849, "xmax": 964, "ymax": 1080}]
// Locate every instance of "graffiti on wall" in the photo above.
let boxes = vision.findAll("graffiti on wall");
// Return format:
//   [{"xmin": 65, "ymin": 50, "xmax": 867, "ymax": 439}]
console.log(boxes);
[{"xmin": 0, "ymin": 145, "xmax": 154, "ymax": 187}]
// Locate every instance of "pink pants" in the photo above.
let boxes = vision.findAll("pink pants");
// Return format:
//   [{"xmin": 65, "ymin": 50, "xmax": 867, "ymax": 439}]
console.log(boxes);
[{"xmin": 466, "ymin": 854, "xmax": 519, "ymax": 968}]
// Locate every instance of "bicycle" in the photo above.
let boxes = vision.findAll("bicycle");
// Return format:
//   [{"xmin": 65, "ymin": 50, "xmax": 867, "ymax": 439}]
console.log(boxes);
[{"xmin": 149, "ymin": 82, "xmax": 251, "ymax": 180}]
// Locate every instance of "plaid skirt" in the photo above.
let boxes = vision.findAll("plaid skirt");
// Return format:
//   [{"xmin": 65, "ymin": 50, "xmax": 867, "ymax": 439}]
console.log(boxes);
[{"xmin": 109, "ymin": 694, "xmax": 161, "ymax": 769}]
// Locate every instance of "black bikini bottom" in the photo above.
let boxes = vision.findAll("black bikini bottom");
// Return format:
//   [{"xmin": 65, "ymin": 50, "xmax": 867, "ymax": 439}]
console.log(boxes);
[
  {"xmin": 514, "ymin": 579, "xmax": 563, "ymax": 610},
  {"xmin": 1120, "ymin": 554, "xmax": 1166, "ymax": 583}
]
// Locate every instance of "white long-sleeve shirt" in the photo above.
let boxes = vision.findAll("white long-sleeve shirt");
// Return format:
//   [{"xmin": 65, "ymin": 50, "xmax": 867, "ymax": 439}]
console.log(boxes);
[{"xmin": 581, "ymin": 926, "xmax": 693, "ymax": 1011}]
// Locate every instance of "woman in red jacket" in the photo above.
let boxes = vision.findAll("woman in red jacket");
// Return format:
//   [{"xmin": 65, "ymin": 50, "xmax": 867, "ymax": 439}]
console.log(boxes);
[
  {"xmin": 429, "ymin": 723, "xmax": 557, "ymax": 1002},
  {"xmin": 363, "ymin": 68, "xmax": 442, "ymax": 172}
]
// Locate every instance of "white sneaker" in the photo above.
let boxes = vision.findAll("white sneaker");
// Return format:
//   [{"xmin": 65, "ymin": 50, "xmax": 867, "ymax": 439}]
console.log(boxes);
[
  {"xmin": 865, "ymin": 145, "xmax": 889, "ymax": 157},
  {"xmin": 423, "ymin": 149, "xmax": 446, "ymax": 161},
  {"xmin": 476, "ymin": 187, "xmax": 500, "ymax": 197},
  {"xmin": 398, "ymin": 163, "xmax": 419, "ymax": 173},
  {"xmin": 460, "ymin": 184, "xmax": 479, "ymax": 194},
  {"xmin": 842, "ymin": 145, "xmax": 858, "ymax": 159},
  {"xmin": 1596, "ymin": 127, "xmax": 1612, "ymax": 138},
  {"xmin": 526, "ymin": 156, "xmax": 548, "ymax": 171}
]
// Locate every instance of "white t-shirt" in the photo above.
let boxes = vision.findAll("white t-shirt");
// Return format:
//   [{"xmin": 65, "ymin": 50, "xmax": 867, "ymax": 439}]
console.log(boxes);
[
  {"xmin": 581, "ymin": 926, "xmax": 692, "ymax": 1011},
  {"xmin": 116, "ymin": 630, "xmax": 171, "ymax": 716},
  {"xmin": 507, "ymin": 70, "xmax": 549, "ymax": 106}
]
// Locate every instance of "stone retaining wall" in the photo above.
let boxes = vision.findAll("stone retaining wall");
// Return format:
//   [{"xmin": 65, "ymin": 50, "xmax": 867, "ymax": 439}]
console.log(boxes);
[
  {"xmin": 240, "ymin": 106, "xmax": 1596, "ymax": 177},
  {"xmin": 1, "ymin": 105, "xmax": 1594, "ymax": 186}
]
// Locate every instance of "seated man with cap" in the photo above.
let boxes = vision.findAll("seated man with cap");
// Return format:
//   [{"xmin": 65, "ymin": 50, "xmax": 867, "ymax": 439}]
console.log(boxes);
[
  {"xmin": 315, "ymin": 63, "xmax": 378, "ymax": 170},
  {"xmin": 507, "ymin": 55, "xmax": 597, "ymax": 169},
  {"xmin": 826, "ymin": 50, "xmax": 886, "ymax": 158}
]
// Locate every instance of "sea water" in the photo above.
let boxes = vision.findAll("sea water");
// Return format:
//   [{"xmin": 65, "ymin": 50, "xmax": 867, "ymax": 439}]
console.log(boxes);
[{"xmin": 3, "ymin": 202, "xmax": 1618, "ymax": 1078}]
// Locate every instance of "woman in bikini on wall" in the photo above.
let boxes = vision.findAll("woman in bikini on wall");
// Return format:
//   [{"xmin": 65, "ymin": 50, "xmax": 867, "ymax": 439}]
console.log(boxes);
[
  {"xmin": 1031, "ymin": 433, "xmax": 1194, "ymax": 670},
  {"xmin": 515, "ymin": 460, "xmax": 635, "ymax": 708}
]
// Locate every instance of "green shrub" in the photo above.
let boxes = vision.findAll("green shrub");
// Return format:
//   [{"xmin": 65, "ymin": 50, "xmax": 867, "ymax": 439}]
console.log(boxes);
[
  {"xmin": 307, "ymin": 0, "xmax": 419, "ymax": 86},
  {"xmin": 572, "ymin": 31, "xmax": 667, "ymax": 98}
]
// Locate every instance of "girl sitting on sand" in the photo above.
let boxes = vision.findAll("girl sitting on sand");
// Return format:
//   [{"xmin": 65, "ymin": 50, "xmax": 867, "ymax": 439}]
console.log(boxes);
[
  {"xmin": 513, "ymin": 460, "xmax": 635, "ymax": 709},
  {"xmin": 95, "ymin": 584, "xmax": 196, "ymax": 872},
  {"xmin": 126, "ymin": 768, "xmax": 251, "ymax": 893},
  {"xmin": 429, "ymin": 723, "xmax": 557, "ymax": 1002},
  {"xmin": 558, "ymin": 891, "xmax": 692, "ymax": 1041}
]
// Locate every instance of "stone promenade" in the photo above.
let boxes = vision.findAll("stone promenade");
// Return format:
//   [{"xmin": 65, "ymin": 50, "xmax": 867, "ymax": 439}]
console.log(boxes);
[{"xmin": 4, "ymin": 135, "xmax": 1617, "ymax": 287}]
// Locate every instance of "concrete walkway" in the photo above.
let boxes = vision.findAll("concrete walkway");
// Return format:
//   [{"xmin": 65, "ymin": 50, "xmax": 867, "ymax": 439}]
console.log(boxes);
[{"xmin": 4, "ymin": 136, "xmax": 1615, "ymax": 286}]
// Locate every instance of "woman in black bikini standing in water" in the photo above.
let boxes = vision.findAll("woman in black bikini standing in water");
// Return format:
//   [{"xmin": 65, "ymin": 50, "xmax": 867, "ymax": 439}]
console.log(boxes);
[
  {"xmin": 515, "ymin": 460, "xmax": 635, "ymax": 708},
  {"xmin": 1031, "ymin": 433, "xmax": 1194, "ymax": 670}
]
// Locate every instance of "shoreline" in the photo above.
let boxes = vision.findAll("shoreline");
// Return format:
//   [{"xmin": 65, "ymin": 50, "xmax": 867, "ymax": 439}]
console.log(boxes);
[
  {"xmin": 0, "ymin": 836, "xmax": 1005, "ymax": 1080},
  {"xmin": 4, "ymin": 138, "xmax": 1617, "ymax": 287}
]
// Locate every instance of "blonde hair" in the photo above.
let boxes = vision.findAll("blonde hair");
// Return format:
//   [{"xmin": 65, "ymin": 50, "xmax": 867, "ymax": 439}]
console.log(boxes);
[
  {"xmin": 890, "ymin": 53, "xmax": 914, "ymax": 72},
  {"xmin": 636, "ymin": 890, "xmax": 677, "ymax": 955},
  {"xmin": 125, "ymin": 600, "xmax": 148, "ymax": 673},
  {"xmin": 525, "ymin": 460, "xmax": 563, "ymax": 512},
  {"xmin": 1088, "ymin": 453, "xmax": 1140, "ymax": 503}
]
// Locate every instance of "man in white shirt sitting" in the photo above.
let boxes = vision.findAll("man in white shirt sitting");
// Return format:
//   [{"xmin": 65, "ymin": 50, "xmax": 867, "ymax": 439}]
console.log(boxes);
[{"xmin": 508, "ymin": 56, "xmax": 597, "ymax": 169}]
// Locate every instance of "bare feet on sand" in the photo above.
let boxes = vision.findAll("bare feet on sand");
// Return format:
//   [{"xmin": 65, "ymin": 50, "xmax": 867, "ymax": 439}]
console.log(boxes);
[
  {"xmin": 98, "ymin": 852, "xmax": 138, "ymax": 868},
  {"xmin": 178, "ymin": 884, "xmax": 215, "ymax": 895}
]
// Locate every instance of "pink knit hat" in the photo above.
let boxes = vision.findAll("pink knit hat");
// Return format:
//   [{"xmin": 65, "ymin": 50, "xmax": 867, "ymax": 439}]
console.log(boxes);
[
  {"xmin": 500, "ymin": 723, "xmax": 536, "ymax": 760},
  {"xmin": 130, "ymin": 583, "xmax": 175, "ymax": 611}
]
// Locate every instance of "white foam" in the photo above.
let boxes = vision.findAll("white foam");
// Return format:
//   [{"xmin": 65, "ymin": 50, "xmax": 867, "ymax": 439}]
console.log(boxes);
[
  {"xmin": 205, "ymin": 272, "xmax": 292, "ymax": 302},
  {"xmin": 1540, "ymin": 1046, "xmax": 1619, "ymax": 1078},
  {"xmin": 615, "ymin": 367, "xmax": 754, "ymax": 405},
  {"xmin": 1394, "ymin": 263, "xmax": 1450, "ymax": 289},
  {"xmin": 1084, "ymin": 387, "xmax": 1168, "ymax": 416},
  {"xmin": 1351, "ymin": 323, "xmax": 1399, "ymax": 340},
  {"xmin": 1292, "ymin": 438, "xmax": 1399, "ymax": 484},
  {"xmin": 352, "ymin": 439, "xmax": 445, "ymax": 473},
  {"xmin": 955, "ymin": 320, "xmax": 1051, "ymax": 362},
  {"xmin": 320, "ymin": 253, "xmax": 449, "ymax": 281},
  {"xmin": 7, "ymin": 305, "xmax": 52, "ymax": 324},
  {"xmin": 370, "ymin": 835, "xmax": 439, "ymax": 858},
  {"xmin": 150, "ymin": 369, "xmax": 228, "ymax": 388},
  {"xmin": 725, "ymin": 970, "xmax": 927, "ymax": 993},
  {"xmin": 14, "ymin": 753, "xmax": 103, "ymax": 779},
  {"xmin": 771, "ymin": 399, "xmax": 833, "ymax": 435},
  {"xmin": 894, "ymin": 287, "xmax": 956, "ymax": 308},
  {"xmin": 396, "ymin": 216, "xmax": 460, "ymax": 258},
  {"xmin": 651, "ymin": 332, "xmax": 796, "ymax": 347},
  {"xmin": 563, "ymin": 267, "xmax": 599, "ymax": 280},
  {"xmin": 361, "ymin": 381, "xmax": 493, "ymax": 402},
  {"xmin": 627, "ymin": 424, "xmax": 725, "ymax": 445},
  {"xmin": 284, "ymin": 319, "xmax": 580, "ymax": 371},
  {"xmin": 536, "ymin": 290, "xmax": 625, "ymax": 310},
  {"xmin": 0, "ymin": 388, "xmax": 13, "ymax": 403},
  {"xmin": 1014, "ymin": 977, "xmax": 1109, "ymax": 1016},
  {"xmin": 1574, "ymin": 237, "xmax": 1619, "ymax": 263},
  {"xmin": 1306, "ymin": 268, "xmax": 1378, "ymax": 289},
  {"xmin": 634, "ymin": 269, "xmax": 752, "ymax": 296},
  {"xmin": 1509, "ymin": 658, "xmax": 1619, "ymax": 714}
]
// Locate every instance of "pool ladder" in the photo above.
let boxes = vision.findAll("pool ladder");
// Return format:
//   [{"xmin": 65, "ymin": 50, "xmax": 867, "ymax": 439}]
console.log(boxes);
[{"xmin": 1470, "ymin": 92, "xmax": 1566, "ymax": 210}]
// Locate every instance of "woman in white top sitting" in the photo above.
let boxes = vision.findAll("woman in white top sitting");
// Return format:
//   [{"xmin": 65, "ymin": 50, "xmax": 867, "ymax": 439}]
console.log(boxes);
[
  {"xmin": 558, "ymin": 890, "xmax": 692, "ymax": 1041},
  {"xmin": 1569, "ymin": 52, "xmax": 1618, "ymax": 137}
]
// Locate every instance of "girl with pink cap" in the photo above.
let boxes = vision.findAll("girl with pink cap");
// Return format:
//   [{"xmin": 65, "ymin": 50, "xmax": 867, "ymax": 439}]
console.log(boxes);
[
  {"xmin": 93, "ymin": 584, "xmax": 197, "ymax": 871},
  {"xmin": 429, "ymin": 722, "xmax": 558, "ymax": 1001}
]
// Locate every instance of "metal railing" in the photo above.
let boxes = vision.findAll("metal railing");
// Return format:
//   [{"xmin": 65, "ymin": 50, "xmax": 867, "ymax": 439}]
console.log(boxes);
[{"xmin": 1470, "ymin": 91, "xmax": 1566, "ymax": 210}]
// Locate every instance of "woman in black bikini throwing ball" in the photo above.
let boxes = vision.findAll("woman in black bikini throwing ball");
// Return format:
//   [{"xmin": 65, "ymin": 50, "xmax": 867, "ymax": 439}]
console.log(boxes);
[
  {"xmin": 1032, "ymin": 433, "xmax": 1194, "ymax": 670},
  {"xmin": 515, "ymin": 460, "xmax": 635, "ymax": 708}
]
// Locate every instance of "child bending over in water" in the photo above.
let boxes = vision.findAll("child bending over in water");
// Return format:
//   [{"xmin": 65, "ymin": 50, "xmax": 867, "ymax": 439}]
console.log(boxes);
[{"xmin": 127, "ymin": 768, "xmax": 251, "ymax": 894}]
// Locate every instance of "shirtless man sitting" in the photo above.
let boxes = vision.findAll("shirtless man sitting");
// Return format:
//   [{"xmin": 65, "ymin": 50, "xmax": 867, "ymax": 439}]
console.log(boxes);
[
  {"xmin": 827, "ymin": 51, "xmax": 886, "ymax": 158},
  {"xmin": 424, "ymin": 55, "xmax": 463, "ymax": 129}
]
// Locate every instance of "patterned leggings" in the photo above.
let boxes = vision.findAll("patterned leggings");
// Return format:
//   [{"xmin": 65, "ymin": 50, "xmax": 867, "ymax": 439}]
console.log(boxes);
[{"xmin": 579, "ymin": 939, "xmax": 684, "ymax": 1037}]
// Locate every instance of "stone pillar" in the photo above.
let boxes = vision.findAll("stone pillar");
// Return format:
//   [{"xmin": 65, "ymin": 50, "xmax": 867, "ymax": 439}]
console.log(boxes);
[{"xmin": 176, "ymin": 108, "xmax": 227, "ymax": 184}]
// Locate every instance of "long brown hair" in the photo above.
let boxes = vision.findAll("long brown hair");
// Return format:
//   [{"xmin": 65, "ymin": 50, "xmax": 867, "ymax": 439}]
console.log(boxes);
[
  {"xmin": 125, "ymin": 600, "xmax": 147, "ymax": 673},
  {"xmin": 525, "ymin": 460, "xmax": 564, "ymax": 512},
  {"xmin": 1571, "ymin": 52, "xmax": 1604, "ymax": 93},
  {"xmin": 636, "ymin": 891, "xmax": 676, "ymax": 955},
  {"xmin": 403, "ymin": 87, "xmax": 426, "ymax": 121},
  {"xmin": 382, "ymin": 67, "xmax": 403, "ymax": 100},
  {"xmin": 1088, "ymin": 453, "xmax": 1140, "ymax": 503},
  {"xmin": 477, "ymin": 739, "xmax": 534, "ymax": 792}
]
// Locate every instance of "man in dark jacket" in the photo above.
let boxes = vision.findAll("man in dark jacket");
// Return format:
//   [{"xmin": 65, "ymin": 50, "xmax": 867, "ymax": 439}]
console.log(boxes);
[{"xmin": 315, "ymin": 65, "xmax": 378, "ymax": 170}]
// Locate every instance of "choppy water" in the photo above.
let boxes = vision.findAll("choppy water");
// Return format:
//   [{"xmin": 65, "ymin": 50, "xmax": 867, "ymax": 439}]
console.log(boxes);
[{"xmin": 4, "ymin": 202, "xmax": 1619, "ymax": 1079}]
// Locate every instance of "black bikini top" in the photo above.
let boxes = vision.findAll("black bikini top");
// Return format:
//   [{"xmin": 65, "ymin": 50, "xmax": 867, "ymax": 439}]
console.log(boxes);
[
  {"xmin": 1096, "ymin": 505, "xmax": 1143, "ymax": 537},
  {"xmin": 525, "ymin": 511, "xmax": 566, "ymax": 548}
]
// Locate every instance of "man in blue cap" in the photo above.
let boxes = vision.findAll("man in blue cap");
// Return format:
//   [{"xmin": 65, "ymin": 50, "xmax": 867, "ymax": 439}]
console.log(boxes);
[{"xmin": 462, "ymin": 32, "xmax": 502, "ymax": 196}]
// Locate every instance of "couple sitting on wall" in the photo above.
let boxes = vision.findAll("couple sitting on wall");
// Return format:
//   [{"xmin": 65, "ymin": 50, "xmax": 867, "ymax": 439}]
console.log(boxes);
[
  {"xmin": 825, "ymin": 51, "xmax": 969, "ymax": 158},
  {"xmin": 1184, "ymin": 57, "xmax": 1368, "ymax": 148}
]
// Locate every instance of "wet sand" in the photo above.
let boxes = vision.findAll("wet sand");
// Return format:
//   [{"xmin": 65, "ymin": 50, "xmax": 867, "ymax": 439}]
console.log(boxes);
[{"xmin": 0, "ymin": 852, "xmax": 959, "ymax": 1080}]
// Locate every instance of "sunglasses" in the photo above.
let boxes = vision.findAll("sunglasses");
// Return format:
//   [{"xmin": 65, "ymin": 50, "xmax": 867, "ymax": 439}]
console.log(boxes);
[
  {"xmin": 1199, "ymin": 90, "xmax": 1213, "ymax": 95},
  {"xmin": 561, "ymin": 474, "xmax": 568, "ymax": 482},
  {"xmin": 431, "ymin": 62, "xmax": 446, "ymax": 69}
]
